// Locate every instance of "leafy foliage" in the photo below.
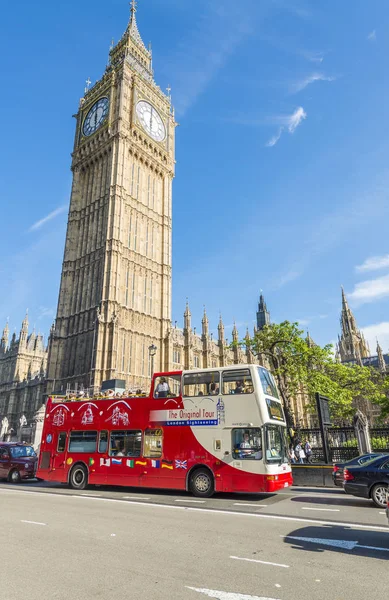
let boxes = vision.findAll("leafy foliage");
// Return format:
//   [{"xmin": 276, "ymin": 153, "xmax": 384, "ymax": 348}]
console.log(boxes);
[{"xmin": 238, "ymin": 321, "xmax": 388, "ymax": 426}]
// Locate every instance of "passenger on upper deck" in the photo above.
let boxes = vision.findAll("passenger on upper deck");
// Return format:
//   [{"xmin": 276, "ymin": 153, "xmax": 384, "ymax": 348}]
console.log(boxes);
[
  {"xmin": 234, "ymin": 381, "xmax": 244, "ymax": 394},
  {"xmin": 155, "ymin": 377, "xmax": 170, "ymax": 398},
  {"xmin": 210, "ymin": 382, "xmax": 219, "ymax": 395}
]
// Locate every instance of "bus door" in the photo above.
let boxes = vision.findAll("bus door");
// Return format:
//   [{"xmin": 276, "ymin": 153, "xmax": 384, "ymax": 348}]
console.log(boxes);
[{"xmin": 50, "ymin": 431, "xmax": 68, "ymax": 475}]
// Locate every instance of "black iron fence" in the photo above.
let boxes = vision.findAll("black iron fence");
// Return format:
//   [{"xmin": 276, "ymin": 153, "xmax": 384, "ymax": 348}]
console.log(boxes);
[{"xmin": 296, "ymin": 425, "xmax": 389, "ymax": 462}]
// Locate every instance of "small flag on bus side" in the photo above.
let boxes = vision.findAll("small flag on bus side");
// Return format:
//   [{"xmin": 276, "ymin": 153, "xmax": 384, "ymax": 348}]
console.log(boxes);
[
  {"xmin": 151, "ymin": 460, "xmax": 160, "ymax": 468},
  {"xmin": 126, "ymin": 459, "xmax": 134, "ymax": 468}
]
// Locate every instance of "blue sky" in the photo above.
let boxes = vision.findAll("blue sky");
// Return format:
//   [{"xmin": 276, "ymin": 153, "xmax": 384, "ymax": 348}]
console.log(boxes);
[{"xmin": 1, "ymin": 0, "xmax": 389, "ymax": 353}]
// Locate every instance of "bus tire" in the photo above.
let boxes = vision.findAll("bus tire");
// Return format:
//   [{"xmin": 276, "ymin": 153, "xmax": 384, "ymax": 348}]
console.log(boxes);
[
  {"xmin": 189, "ymin": 467, "xmax": 214, "ymax": 498},
  {"xmin": 69, "ymin": 464, "xmax": 88, "ymax": 491}
]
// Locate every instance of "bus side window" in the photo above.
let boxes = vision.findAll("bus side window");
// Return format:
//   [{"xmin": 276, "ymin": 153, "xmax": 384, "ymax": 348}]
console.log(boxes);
[
  {"xmin": 143, "ymin": 429, "xmax": 163, "ymax": 458},
  {"xmin": 222, "ymin": 369, "xmax": 253, "ymax": 395},
  {"xmin": 57, "ymin": 432, "xmax": 67, "ymax": 453},
  {"xmin": 99, "ymin": 431, "xmax": 108, "ymax": 453}
]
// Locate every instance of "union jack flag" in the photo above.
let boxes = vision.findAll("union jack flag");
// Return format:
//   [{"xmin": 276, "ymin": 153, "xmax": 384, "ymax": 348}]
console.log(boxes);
[{"xmin": 175, "ymin": 459, "xmax": 188, "ymax": 470}]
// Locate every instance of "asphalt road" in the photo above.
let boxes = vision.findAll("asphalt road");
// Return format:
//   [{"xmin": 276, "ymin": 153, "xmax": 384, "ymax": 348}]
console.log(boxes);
[{"xmin": 0, "ymin": 481, "xmax": 388, "ymax": 600}]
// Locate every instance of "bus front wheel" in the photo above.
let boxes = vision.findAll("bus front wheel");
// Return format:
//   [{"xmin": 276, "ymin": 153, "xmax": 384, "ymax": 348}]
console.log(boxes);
[
  {"xmin": 189, "ymin": 467, "xmax": 214, "ymax": 498},
  {"xmin": 69, "ymin": 464, "xmax": 88, "ymax": 491}
]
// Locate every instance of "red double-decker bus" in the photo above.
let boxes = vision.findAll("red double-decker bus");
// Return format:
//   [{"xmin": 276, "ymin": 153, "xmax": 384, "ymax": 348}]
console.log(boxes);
[{"xmin": 37, "ymin": 365, "xmax": 292, "ymax": 496}]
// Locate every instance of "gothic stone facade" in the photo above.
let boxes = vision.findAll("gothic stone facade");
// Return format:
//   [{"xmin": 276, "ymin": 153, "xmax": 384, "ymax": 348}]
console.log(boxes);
[{"xmin": 0, "ymin": 314, "xmax": 47, "ymax": 437}]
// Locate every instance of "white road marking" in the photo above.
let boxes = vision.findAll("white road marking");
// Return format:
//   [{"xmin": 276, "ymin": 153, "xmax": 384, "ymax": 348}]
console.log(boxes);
[
  {"xmin": 285, "ymin": 535, "xmax": 389, "ymax": 552},
  {"xmin": 301, "ymin": 507, "xmax": 340, "ymax": 512},
  {"xmin": 21, "ymin": 520, "xmax": 46, "ymax": 526},
  {"xmin": 122, "ymin": 496, "xmax": 151, "ymax": 500},
  {"xmin": 230, "ymin": 556, "xmax": 289, "ymax": 568},
  {"xmin": 81, "ymin": 493, "xmax": 102, "ymax": 497},
  {"xmin": 275, "ymin": 585, "xmax": 281, "ymax": 589},
  {"xmin": 233, "ymin": 503, "xmax": 268, "ymax": 507},
  {"xmin": 175, "ymin": 499, "xmax": 206, "ymax": 504},
  {"xmin": 315, "ymin": 580, "xmax": 321, "ymax": 583},
  {"xmin": 1, "ymin": 487, "xmax": 388, "ymax": 532},
  {"xmin": 379, "ymin": 512, "xmax": 386, "ymax": 515},
  {"xmin": 186, "ymin": 587, "xmax": 281, "ymax": 600}
]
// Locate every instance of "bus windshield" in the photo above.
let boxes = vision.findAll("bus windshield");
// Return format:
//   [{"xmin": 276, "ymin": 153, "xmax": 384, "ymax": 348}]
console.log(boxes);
[
  {"xmin": 258, "ymin": 367, "xmax": 279, "ymax": 399},
  {"xmin": 265, "ymin": 425, "xmax": 287, "ymax": 464}
]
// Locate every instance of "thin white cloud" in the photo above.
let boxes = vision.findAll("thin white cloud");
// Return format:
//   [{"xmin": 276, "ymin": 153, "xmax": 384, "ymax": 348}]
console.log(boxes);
[
  {"xmin": 29, "ymin": 205, "xmax": 67, "ymax": 232},
  {"xmin": 286, "ymin": 106, "xmax": 307, "ymax": 132},
  {"xmin": 290, "ymin": 73, "xmax": 336, "ymax": 94},
  {"xmin": 304, "ymin": 51, "xmax": 324, "ymax": 63},
  {"xmin": 361, "ymin": 322, "xmax": 389, "ymax": 353},
  {"xmin": 367, "ymin": 30, "xmax": 376, "ymax": 42},
  {"xmin": 273, "ymin": 268, "xmax": 303, "ymax": 289},
  {"xmin": 295, "ymin": 314, "xmax": 328, "ymax": 326},
  {"xmin": 348, "ymin": 274, "xmax": 389, "ymax": 305},
  {"xmin": 265, "ymin": 107, "xmax": 307, "ymax": 147},
  {"xmin": 356, "ymin": 254, "xmax": 389, "ymax": 273},
  {"xmin": 266, "ymin": 128, "xmax": 283, "ymax": 147}
]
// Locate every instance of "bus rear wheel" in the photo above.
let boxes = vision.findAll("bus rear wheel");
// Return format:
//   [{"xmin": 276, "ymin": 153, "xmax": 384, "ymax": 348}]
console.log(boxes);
[
  {"xmin": 69, "ymin": 464, "xmax": 88, "ymax": 491},
  {"xmin": 189, "ymin": 468, "xmax": 214, "ymax": 498}
]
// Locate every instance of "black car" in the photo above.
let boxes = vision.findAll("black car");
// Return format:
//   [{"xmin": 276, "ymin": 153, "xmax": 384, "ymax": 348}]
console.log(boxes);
[
  {"xmin": 332, "ymin": 453, "xmax": 384, "ymax": 487},
  {"xmin": 343, "ymin": 454, "xmax": 389, "ymax": 508}
]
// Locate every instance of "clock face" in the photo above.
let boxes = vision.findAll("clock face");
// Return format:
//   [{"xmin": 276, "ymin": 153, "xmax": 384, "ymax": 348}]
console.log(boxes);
[
  {"xmin": 136, "ymin": 100, "xmax": 166, "ymax": 142},
  {"xmin": 83, "ymin": 97, "xmax": 109, "ymax": 137}
]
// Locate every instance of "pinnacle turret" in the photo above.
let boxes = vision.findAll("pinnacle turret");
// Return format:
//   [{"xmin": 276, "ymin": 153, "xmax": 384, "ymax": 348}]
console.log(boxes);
[
  {"xmin": 337, "ymin": 288, "xmax": 370, "ymax": 363},
  {"xmin": 218, "ymin": 314, "xmax": 225, "ymax": 343},
  {"xmin": 1, "ymin": 320, "xmax": 9, "ymax": 352},
  {"xmin": 257, "ymin": 292, "xmax": 270, "ymax": 331},
  {"xmin": 184, "ymin": 300, "xmax": 191, "ymax": 330},
  {"xmin": 201, "ymin": 307, "xmax": 209, "ymax": 337},
  {"xmin": 376, "ymin": 340, "xmax": 387, "ymax": 373}
]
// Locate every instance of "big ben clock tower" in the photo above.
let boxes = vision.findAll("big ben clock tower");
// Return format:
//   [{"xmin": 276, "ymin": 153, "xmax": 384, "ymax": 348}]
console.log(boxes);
[{"xmin": 47, "ymin": 2, "xmax": 175, "ymax": 393}]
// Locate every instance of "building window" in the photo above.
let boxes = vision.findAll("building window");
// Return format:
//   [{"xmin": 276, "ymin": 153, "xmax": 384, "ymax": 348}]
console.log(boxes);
[
  {"xmin": 121, "ymin": 333, "xmax": 126, "ymax": 373},
  {"xmin": 142, "ymin": 341, "xmax": 146, "ymax": 376},
  {"xmin": 152, "ymin": 178, "xmax": 156, "ymax": 210},
  {"xmin": 149, "ymin": 279, "xmax": 153, "ymax": 315},
  {"xmin": 128, "ymin": 213, "xmax": 132, "ymax": 249},
  {"xmin": 144, "ymin": 275, "xmax": 148, "ymax": 312},
  {"xmin": 173, "ymin": 349, "xmax": 181, "ymax": 364},
  {"xmin": 128, "ymin": 336, "xmax": 133, "ymax": 374},
  {"xmin": 147, "ymin": 174, "xmax": 151, "ymax": 206},
  {"xmin": 151, "ymin": 227, "xmax": 155, "ymax": 260},
  {"xmin": 125, "ymin": 267, "xmax": 130, "ymax": 306},
  {"xmin": 145, "ymin": 225, "xmax": 149, "ymax": 257},
  {"xmin": 194, "ymin": 355, "xmax": 200, "ymax": 368},
  {"xmin": 131, "ymin": 272, "xmax": 136, "ymax": 309},
  {"xmin": 136, "ymin": 166, "xmax": 141, "ymax": 199},
  {"xmin": 134, "ymin": 217, "xmax": 138, "ymax": 252},
  {"xmin": 130, "ymin": 163, "xmax": 135, "ymax": 197}
]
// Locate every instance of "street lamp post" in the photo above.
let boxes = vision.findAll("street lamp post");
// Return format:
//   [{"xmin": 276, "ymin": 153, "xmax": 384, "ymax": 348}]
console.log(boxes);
[{"xmin": 148, "ymin": 344, "xmax": 157, "ymax": 377}]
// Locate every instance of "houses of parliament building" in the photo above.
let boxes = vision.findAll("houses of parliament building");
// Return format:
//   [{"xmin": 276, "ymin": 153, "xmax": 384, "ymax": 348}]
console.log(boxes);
[{"xmin": 1, "ymin": 4, "xmax": 388, "ymax": 436}]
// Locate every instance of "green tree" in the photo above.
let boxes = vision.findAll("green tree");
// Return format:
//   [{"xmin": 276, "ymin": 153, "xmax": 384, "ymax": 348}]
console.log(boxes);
[{"xmin": 239, "ymin": 321, "xmax": 387, "ymax": 426}]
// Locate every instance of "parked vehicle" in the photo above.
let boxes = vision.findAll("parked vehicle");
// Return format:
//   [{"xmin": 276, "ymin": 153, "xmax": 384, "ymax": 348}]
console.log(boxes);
[
  {"xmin": 0, "ymin": 442, "xmax": 37, "ymax": 483},
  {"xmin": 332, "ymin": 453, "xmax": 384, "ymax": 487},
  {"xmin": 343, "ymin": 454, "xmax": 389, "ymax": 508}
]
